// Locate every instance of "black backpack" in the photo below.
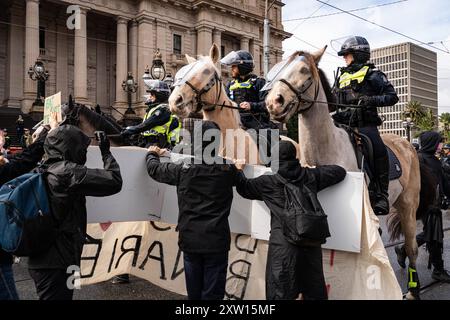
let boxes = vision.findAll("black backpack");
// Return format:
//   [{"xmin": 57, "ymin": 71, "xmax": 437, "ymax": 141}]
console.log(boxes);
[{"xmin": 276, "ymin": 173, "xmax": 330, "ymax": 246}]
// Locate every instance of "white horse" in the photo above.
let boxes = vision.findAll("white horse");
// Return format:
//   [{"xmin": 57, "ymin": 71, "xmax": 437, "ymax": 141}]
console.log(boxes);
[{"xmin": 265, "ymin": 47, "xmax": 421, "ymax": 299}]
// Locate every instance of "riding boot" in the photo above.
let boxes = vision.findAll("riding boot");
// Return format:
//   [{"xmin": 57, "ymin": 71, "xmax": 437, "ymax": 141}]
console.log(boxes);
[{"xmin": 373, "ymin": 155, "xmax": 390, "ymax": 215}]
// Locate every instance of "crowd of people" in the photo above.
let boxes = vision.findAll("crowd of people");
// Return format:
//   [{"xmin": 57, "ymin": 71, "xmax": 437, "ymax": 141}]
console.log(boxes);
[{"xmin": 0, "ymin": 35, "xmax": 449, "ymax": 301}]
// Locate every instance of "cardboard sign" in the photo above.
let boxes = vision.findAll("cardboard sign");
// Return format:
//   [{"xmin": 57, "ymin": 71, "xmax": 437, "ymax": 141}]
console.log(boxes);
[
  {"xmin": 43, "ymin": 92, "xmax": 62, "ymax": 126},
  {"xmin": 85, "ymin": 146, "xmax": 363, "ymax": 253}
]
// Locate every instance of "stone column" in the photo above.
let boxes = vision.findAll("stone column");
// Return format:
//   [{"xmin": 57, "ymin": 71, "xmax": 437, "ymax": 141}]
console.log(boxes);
[
  {"xmin": 137, "ymin": 16, "xmax": 154, "ymax": 116},
  {"xmin": 22, "ymin": 0, "xmax": 40, "ymax": 113},
  {"xmin": 128, "ymin": 20, "xmax": 138, "ymax": 104},
  {"xmin": 250, "ymin": 39, "xmax": 261, "ymax": 76},
  {"xmin": 212, "ymin": 28, "xmax": 222, "ymax": 52},
  {"xmin": 114, "ymin": 16, "xmax": 129, "ymax": 116},
  {"xmin": 56, "ymin": 23, "xmax": 68, "ymax": 102},
  {"xmin": 240, "ymin": 36, "xmax": 250, "ymax": 52},
  {"xmin": 74, "ymin": 7, "xmax": 89, "ymax": 105},
  {"xmin": 196, "ymin": 25, "xmax": 212, "ymax": 56},
  {"xmin": 5, "ymin": 4, "xmax": 24, "ymax": 108},
  {"xmin": 156, "ymin": 20, "xmax": 167, "ymax": 64},
  {"xmin": 96, "ymin": 32, "xmax": 108, "ymax": 108}
]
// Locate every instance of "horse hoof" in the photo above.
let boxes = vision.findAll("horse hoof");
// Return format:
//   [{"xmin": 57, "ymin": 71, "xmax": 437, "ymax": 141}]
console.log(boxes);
[{"xmin": 405, "ymin": 291, "xmax": 420, "ymax": 300}]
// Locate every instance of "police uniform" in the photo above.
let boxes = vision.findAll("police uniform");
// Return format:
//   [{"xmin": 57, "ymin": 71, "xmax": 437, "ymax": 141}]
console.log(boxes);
[
  {"xmin": 225, "ymin": 74, "xmax": 271, "ymax": 130},
  {"xmin": 332, "ymin": 36, "xmax": 399, "ymax": 215},
  {"xmin": 123, "ymin": 103, "xmax": 181, "ymax": 148}
]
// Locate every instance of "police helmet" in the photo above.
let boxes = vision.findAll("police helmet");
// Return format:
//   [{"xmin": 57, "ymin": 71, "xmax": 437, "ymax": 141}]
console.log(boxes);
[
  {"xmin": 220, "ymin": 50, "xmax": 254, "ymax": 76},
  {"xmin": 338, "ymin": 36, "xmax": 371, "ymax": 64}
]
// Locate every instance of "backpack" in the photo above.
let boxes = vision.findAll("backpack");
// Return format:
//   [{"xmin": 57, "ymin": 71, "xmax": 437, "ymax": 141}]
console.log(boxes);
[
  {"xmin": 0, "ymin": 172, "xmax": 57, "ymax": 256},
  {"xmin": 276, "ymin": 174, "xmax": 330, "ymax": 246}
]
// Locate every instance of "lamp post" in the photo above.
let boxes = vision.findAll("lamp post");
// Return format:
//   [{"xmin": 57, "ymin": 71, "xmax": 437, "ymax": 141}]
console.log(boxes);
[
  {"xmin": 150, "ymin": 48, "xmax": 166, "ymax": 80},
  {"xmin": 402, "ymin": 116, "xmax": 415, "ymax": 142},
  {"xmin": 28, "ymin": 59, "xmax": 49, "ymax": 106},
  {"xmin": 121, "ymin": 72, "xmax": 139, "ymax": 126}
]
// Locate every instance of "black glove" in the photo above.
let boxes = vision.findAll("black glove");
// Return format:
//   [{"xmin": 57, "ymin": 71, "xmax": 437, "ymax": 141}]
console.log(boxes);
[
  {"xmin": 121, "ymin": 127, "xmax": 134, "ymax": 137},
  {"xmin": 358, "ymin": 96, "xmax": 372, "ymax": 106},
  {"xmin": 96, "ymin": 131, "xmax": 110, "ymax": 155}
]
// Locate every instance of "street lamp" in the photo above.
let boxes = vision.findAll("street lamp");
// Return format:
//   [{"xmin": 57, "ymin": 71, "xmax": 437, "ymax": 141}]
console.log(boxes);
[
  {"xmin": 28, "ymin": 59, "xmax": 49, "ymax": 106},
  {"xmin": 402, "ymin": 116, "xmax": 415, "ymax": 142},
  {"xmin": 164, "ymin": 72, "xmax": 174, "ymax": 89},
  {"xmin": 150, "ymin": 48, "xmax": 166, "ymax": 80},
  {"xmin": 122, "ymin": 72, "xmax": 138, "ymax": 114}
]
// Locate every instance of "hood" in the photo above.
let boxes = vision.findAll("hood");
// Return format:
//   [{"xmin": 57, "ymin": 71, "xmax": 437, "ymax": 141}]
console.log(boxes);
[
  {"xmin": 419, "ymin": 131, "xmax": 442, "ymax": 155},
  {"xmin": 191, "ymin": 121, "xmax": 221, "ymax": 161},
  {"xmin": 273, "ymin": 140, "xmax": 304, "ymax": 180},
  {"xmin": 44, "ymin": 125, "xmax": 91, "ymax": 165}
]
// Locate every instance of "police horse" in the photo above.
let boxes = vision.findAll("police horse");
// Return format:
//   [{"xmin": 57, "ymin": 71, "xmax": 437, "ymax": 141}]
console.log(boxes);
[
  {"xmin": 264, "ymin": 47, "xmax": 423, "ymax": 299},
  {"xmin": 168, "ymin": 43, "xmax": 300, "ymax": 165}
]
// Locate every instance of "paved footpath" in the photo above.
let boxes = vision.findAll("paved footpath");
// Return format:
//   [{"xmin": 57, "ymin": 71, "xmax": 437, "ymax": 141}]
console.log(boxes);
[{"xmin": 14, "ymin": 210, "xmax": 450, "ymax": 300}]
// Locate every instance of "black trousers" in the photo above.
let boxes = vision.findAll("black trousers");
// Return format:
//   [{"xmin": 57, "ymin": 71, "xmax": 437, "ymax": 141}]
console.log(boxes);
[
  {"xmin": 359, "ymin": 126, "xmax": 388, "ymax": 160},
  {"xmin": 266, "ymin": 229, "xmax": 328, "ymax": 300},
  {"xmin": 28, "ymin": 269, "xmax": 73, "ymax": 300},
  {"xmin": 183, "ymin": 252, "xmax": 228, "ymax": 300}
]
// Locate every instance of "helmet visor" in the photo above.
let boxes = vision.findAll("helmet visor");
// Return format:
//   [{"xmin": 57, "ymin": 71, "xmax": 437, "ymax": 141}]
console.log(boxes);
[
  {"xmin": 144, "ymin": 79, "xmax": 170, "ymax": 93},
  {"xmin": 220, "ymin": 51, "xmax": 253, "ymax": 66},
  {"xmin": 261, "ymin": 55, "xmax": 305, "ymax": 91},
  {"xmin": 173, "ymin": 60, "xmax": 211, "ymax": 87}
]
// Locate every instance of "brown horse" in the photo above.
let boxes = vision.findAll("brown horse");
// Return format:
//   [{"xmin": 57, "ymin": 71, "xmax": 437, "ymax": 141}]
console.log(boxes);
[
  {"xmin": 168, "ymin": 43, "xmax": 300, "ymax": 164},
  {"xmin": 264, "ymin": 47, "xmax": 421, "ymax": 299}
]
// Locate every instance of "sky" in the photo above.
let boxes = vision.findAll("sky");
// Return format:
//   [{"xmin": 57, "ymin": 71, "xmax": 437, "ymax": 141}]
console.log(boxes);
[{"xmin": 280, "ymin": 0, "xmax": 450, "ymax": 115}]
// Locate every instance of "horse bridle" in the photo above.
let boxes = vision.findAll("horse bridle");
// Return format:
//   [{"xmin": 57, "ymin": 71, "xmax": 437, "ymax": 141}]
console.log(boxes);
[
  {"xmin": 278, "ymin": 75, "xmax": 319, "ymax": 114},
  {"xmin": 61, "ymin": 103, "xmax": 81, "ymax": 126},
  {"xmin": 184, "ymin": 71, "xmax": 224, "ymax": 113}
]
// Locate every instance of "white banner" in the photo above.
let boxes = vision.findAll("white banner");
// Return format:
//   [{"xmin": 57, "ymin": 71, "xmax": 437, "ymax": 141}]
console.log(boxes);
[{"xmin": 86, "ymin": 147, "xmax": 363, "ymax": 253}]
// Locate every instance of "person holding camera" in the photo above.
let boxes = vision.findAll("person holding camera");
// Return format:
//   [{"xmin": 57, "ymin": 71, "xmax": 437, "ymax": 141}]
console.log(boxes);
[{"xmin": 27, "ymin": 125, "xmax": 123, "ymax": 300}]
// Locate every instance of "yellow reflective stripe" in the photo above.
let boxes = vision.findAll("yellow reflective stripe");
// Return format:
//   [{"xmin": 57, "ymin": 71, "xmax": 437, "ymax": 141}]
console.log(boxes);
[
  {"xmin": 230, "ymin": 79, "xmax": 253, "ymax": 91},
  {"xmin": 167, "ymin": 116, "xmax": 182, "ymax": 143},
  {"xmin": 142, "ymin": 106, "xmax": 171, "ymax": 137},
  {"xmin": 339, "ymin": 66, "xmax": 370, "ymax": 88},
  {"xmin": 408, "ymin": 267, "xmax": 418, "ymax": 288}
]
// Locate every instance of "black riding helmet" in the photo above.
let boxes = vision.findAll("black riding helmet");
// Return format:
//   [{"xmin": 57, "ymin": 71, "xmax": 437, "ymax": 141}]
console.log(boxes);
[
  {"xmin": 338, "ymin": 36, "xmax": 371, "ymax": 64},
  {"xmin": 144, "ymin": 79, "xmax": 171, "ymax": 103},
  {"xmin": 220, "ymin": 50, "xmax": 254, "ymax": 76}
]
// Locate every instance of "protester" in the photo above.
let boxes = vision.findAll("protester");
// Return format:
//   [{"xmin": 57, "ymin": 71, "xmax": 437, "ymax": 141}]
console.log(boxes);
[
  {"xmin": 0, "ymin": 127, "xmax": 49, "ymax": 300},
  {"xmin": 2, "ymin": 129, "xmax": 11, "ymax": 151},
  {"xmin": 146, "ymin": 121, "xmax": 240, "ymax": 300},
  {"xmin": 27, "ymin": 125, "xmax": 123, "ymax": 300},
  {"xmin": 396, "ymin": 131, "xmax": 450, "ymax": 282},
  {"xmin": 235, "ymin": 140, "xmax": 346, "ymax": 300},
  {"xmin": 16, "ymin": 115, "xmax": 25, "ymax": 147}
]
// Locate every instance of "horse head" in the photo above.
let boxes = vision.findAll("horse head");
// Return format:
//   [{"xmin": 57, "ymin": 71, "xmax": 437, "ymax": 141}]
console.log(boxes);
[
  {"xmin": 169, "ymin": 44, "xmax": 224, "ymax": 118},
  {"xmin": 265, "ymin": 46, "xmax": 326, "ymax": 122}
]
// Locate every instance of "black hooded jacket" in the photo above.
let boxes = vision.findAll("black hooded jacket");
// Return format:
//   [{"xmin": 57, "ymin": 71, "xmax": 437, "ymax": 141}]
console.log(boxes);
[
  {"xmin": 146, "ymin": 121, "xmax": 241, "ymax": 254},
  {"xmin": 418, "ymin": 131, "xmax": 449, "ymax": 201},
  {"xmin": 27, "ymin": 125, "xmax": 122, "ymax": 269},
  {"xmin": 235, "ymin": 141, "xmax": 347, "ymax": 240},
  {"xmin": 0, "ymin": 135, "xmax": 46, "ymax": 265}
]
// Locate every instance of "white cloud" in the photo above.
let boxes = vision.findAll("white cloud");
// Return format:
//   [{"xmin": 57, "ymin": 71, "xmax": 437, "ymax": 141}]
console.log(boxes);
[{"xmin": 281, "ymin": 0, "xmax": 450, "ymax": 113}]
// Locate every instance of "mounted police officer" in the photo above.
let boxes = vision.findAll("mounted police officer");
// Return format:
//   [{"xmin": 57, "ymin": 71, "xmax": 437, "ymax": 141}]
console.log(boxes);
[
  {"xmin": 121, "ymin": 80, "xmax": 181, "ymax": 149},
  {"xmin": 221, "ymin": 50, "xmax": 272, "ymax": 131},
  {"xmin": 332, "ymin": 36, "xmax": 399, "ymax": 216}
]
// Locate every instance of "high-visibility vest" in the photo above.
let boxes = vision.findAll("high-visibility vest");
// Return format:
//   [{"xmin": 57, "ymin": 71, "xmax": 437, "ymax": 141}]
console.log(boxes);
[
  {"xmin": 142, "ymin": 106, "xmax": 181, "ymax": 144},
  {"xmin": 338, "ymin": 65, "xmax": 370, "ymax": 89}
]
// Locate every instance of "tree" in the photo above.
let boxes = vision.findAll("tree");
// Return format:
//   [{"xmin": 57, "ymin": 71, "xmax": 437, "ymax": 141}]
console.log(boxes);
[
  {"xmin": 404, "ymin": 101, "xmax": 437, "ymax": 136},
  {"xmin": 440, "ymin": 112, "xmax": 450, "ymax": 141}
]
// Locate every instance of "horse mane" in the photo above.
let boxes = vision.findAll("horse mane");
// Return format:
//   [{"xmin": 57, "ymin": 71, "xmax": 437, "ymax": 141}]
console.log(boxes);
[
  {"xmin": 77, "ymin": 104, "xmax": 122, "ymax": 134},
  {"xmin": 288, "ymin": 50, "xmax": 336, "ymax": 112}
]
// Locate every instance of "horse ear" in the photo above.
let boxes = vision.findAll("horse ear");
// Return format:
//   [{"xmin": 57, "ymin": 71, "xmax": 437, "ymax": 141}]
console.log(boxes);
[
  {"xmin": 209, "ymin": 43, "xmax": 220, "ymax": 64},
  {"xmin": 68, "ymin": 95, "xmax": 74, "ymax": 110},
  {"xmin": 312, "ymin": 45, "xmax": 327, "ymax": 65},
  {"xmin": 185, "ymin": 54, "xmax": 197, "ymax": 64}
]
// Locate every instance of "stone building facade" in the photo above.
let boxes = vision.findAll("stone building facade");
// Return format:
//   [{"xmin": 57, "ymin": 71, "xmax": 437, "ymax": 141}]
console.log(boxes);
[{"xmin": 0, "ymin": 0, "xmax": 290, "ymax": 121}]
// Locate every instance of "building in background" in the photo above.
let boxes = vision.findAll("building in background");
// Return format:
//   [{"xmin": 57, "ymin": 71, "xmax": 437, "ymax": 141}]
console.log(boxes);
[
  {"xmin": 371, "ymin": 42, "xmax": 438, "ymax": 138},
  {"xmin": 0, "ymin": 0, "xmax": 290, "ymax": 123}
]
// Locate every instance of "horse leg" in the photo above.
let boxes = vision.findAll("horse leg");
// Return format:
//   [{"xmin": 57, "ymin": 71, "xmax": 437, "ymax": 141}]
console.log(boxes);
[{"xmin": 396, "ymin": 201, "xmax": 420, "ymax": 300}]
